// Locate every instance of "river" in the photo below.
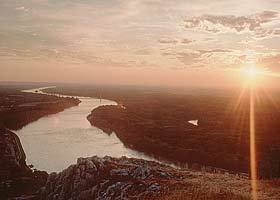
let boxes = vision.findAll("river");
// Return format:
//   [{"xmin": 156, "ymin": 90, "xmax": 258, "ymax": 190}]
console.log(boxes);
[{"xmin": 15, "ymin": 87, "xmax": 157, "ymax": 173}]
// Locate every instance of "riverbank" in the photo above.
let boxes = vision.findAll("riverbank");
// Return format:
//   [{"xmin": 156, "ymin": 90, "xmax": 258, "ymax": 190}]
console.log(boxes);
[
  {"xmin": 0, "ymin": 87, "xmax": 81, "ymax": 199},
  {"xmin": 0, "ymin": 90, "xmax": 81, "ymax": 130}
]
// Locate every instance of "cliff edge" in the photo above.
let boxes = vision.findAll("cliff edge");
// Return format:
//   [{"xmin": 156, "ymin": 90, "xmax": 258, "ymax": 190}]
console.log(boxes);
[
  {"xmin": 0, "ymin": 128, "xmax": 48, "ymax": 199},
  {"xmin": 38, "ymin": 156, "xmax": 271, "ymax": 200}
]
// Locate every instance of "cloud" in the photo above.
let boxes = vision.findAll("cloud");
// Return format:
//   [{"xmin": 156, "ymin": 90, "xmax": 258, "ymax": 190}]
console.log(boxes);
[
  {"xmin": 256, "ymin": 11, "xmax": 279, "ymax": 23},
  {"xmin": 184, "ymin": 11, "xmax": 279, "ymax": 35},
  {"xmin": 15, "ymin": 6, "xmax": 29, "ymax": 12},
  {"xmin": 159, "ymin": 38, "xmax": 195, "ymax": 45},
  {"xmin": 134, "ymin": 49, "xmax": 152, "ymax": 55},
  {"xmin": 176, "ymin": 51, "xmax": 201, "ymax": 65},
  {"xmin": 158, "ymin": 38, "xmax": 178, "ymax": 44},
  {"xmin": 199, "ymin": 49, "xmax": 232, "ymax": 55},
  {"xmin": 181, "ymin": 38, "xmax": 194, "ymax": 44},
  {"xmin": 162, "ymin": 48, "xmax": 233, "ymax": 67},
  {"xmin": 274, "ymin": 29, "xmax": 280, "ymax": 36},
  {"xmin": 258, "ymin": 54, "xmax": 280, "ymax": 71},
  {"xmin": 254, "ymin": 28, "xmax": 275, "ymax": 38}
]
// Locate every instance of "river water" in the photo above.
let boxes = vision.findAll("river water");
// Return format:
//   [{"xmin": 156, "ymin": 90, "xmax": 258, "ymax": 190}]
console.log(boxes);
[{"xmin": 15, "ymin": 87, "xmax": 157, "ymax": 173}]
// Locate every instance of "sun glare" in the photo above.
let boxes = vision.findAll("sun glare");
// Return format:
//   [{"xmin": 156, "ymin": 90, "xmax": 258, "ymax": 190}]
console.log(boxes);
[
  {"xmin": 240, "ymin": 66, "xmax": 266, "ymax": 86},
  {"xmin": 242, "ymin": 66, "xmax": 258, "ymax": 78},
  {"xmin": 247, "ymin": 67, "xmax": 258, "ymax": 78}
]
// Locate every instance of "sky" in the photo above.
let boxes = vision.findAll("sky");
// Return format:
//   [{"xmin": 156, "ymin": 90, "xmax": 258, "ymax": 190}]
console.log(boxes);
[{"xmin": 0, "ymin": 0, "xmax": 279, "ymax": 88}]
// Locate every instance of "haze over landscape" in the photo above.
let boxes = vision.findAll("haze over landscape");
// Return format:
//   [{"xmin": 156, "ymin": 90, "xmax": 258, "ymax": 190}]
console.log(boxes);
[{"xmin": 1, "ymin": 0, "xmax": 280, "ymax": 87}]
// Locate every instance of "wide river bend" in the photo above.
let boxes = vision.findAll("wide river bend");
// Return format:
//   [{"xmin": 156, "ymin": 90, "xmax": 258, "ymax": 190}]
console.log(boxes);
[{"xmin": 15, "ymin": 87, "xmax": 159, "ymax": 173}]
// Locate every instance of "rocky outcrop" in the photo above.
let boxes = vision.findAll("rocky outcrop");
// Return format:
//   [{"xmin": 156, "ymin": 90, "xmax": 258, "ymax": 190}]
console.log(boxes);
[
  {"xmin": 38, "ymin": 156, "xmax": 264, "ymax": 200},
  {"xmin": 0, "ymin": 128, "xmax": 48, "ymax": 199},
  {"xmin": 39, "ymin": 156, "xmax": 180, "ymax": 200},
  {"xmin": 0, "ymin": 128, "xmax": 29, "ymax": 176}
]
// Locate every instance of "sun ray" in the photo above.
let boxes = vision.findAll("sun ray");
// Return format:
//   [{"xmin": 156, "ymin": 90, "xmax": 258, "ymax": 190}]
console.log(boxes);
[
  {"xmin": 265, "ymin": 71, "xmax": 280, "ymax": 78},
  {"xmin": 233, "ymin": 86, "xmax": 246, "ymax": 112},
  {"xmin": 262, "ymin": 88, "xmax": 280, "ymax": 110},
  {"xmin": 250, "ymin": 86, "xmax": 258, "ymax": 200},
  {"xmin": 237, "ymin": 65, "xmax": 280, "ymax": 199},
  {"xmin": 238, "ymin": 65, "xmax": 262, "ymax": 200}
]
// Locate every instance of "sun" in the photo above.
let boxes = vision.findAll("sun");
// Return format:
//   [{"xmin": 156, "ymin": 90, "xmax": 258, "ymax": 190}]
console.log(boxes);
[
  {"xmin": 240, "ymin": 66, "xmax": 266, "ymax": 86},
  {"xmin": 241, "ymin": 66, "xmax": 259, "ymax": 79},
  {"xmin": 247, "ymin": 67, "xmax": 258, "ymax": 78}
]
